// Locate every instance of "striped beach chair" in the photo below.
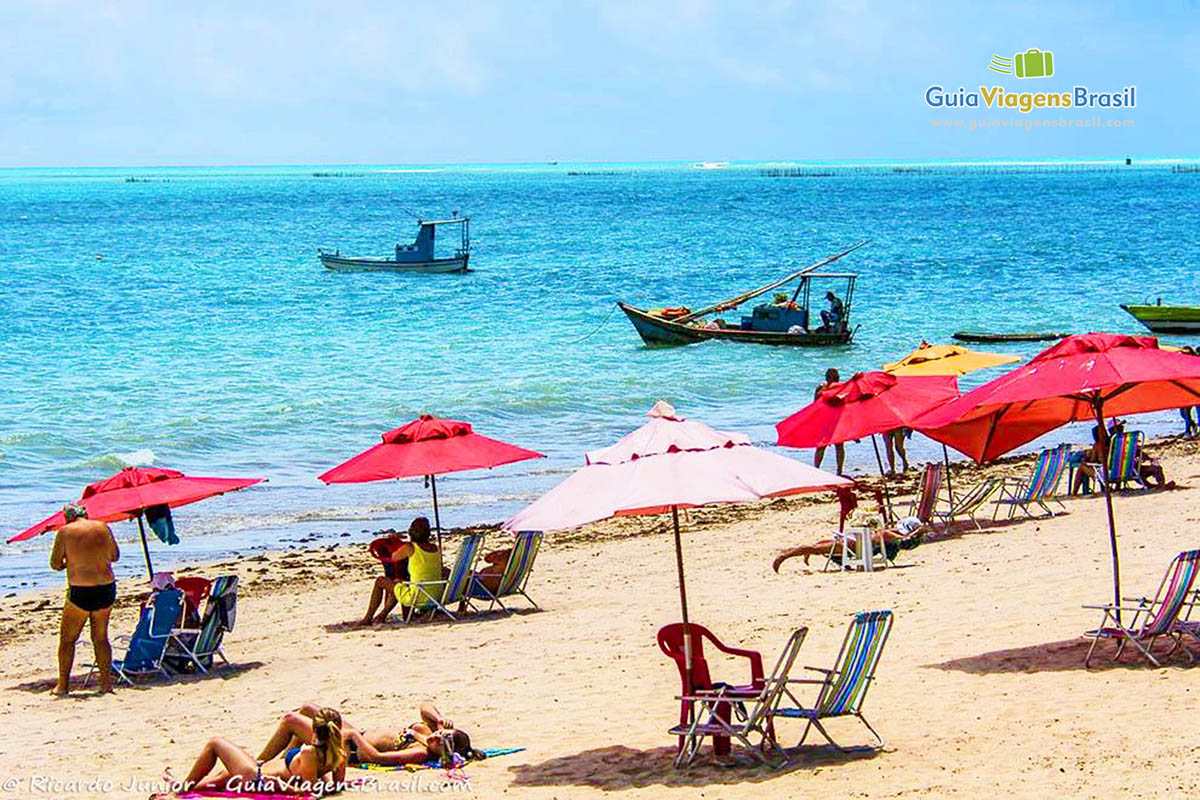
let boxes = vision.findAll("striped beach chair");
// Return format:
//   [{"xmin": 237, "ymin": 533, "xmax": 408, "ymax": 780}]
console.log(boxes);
[
  {"xmin": 930, "ymin": 476, "xmax": 1002, "ymax": 531},
  {"xmin": 1098, "ymin": 431, "xmax": 1150, "ymax": 492},
  {"xmin": 671, "ymin": 627, "xmax": 808, "ymax": 768},
  {"xmin": 770, "ymin": 610, "xmax": 894, "ymax": 750},
  {"xmin": 469, "ymin": 531, "xmax": 543, "ymax": 613},
  {"xmin": 167, "ymin": 575, "xmax": 238, "ymax": 674},
  {"xmin": 395, "ymin": 532, "xmax": 485, "ymax": 623},
  {"xmin": 906, "ymin": 463, "xmax": 943, "ymax": 525},
  {"xmin": 994, "ymin": 444, "xmax": 1070, "ymax": 519},
  {"xmin": 1083, "ymin": 550, "xmax": 1200, "ymax": 668}
]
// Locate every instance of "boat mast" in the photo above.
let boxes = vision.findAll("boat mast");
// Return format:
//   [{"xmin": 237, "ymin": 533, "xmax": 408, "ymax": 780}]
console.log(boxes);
[{"xmin": 673, "ymin": 240, "xmax": 868, "ymax": 324}]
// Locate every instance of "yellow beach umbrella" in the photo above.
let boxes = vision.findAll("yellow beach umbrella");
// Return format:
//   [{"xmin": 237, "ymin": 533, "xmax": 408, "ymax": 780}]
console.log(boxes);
[
  {"xmin": 882, "ymin": 343, "xmax": 1021, "ymax": 507},
  {"xmin": 883, "ymin": 343, "xmax": 1020, "ymax": 376}
]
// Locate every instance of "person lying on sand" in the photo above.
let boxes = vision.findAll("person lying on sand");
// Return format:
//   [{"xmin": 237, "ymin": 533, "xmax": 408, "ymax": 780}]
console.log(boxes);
[
  {"xmin": 166, "ymin": 706, "xmax": 345, "ymax": 793},
  {"xmin": 258, "ymin": 701, "xmax": 484, "ymax": 769},
  {"xmin": 773, "ymin": 520, "xmax": 924, "ymax": 572}
]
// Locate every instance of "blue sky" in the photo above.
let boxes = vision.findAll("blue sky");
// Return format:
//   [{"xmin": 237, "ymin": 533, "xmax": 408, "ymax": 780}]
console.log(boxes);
[{"xmin": 0, "ymin": 1, "xmax": 1193, "ymax": 166}]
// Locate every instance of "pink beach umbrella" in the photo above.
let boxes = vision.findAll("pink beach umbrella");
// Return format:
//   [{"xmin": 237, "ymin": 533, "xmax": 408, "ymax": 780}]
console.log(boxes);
[{"xmin": 505, "ymin": 401, "xmax": 850, "ymax": 682}]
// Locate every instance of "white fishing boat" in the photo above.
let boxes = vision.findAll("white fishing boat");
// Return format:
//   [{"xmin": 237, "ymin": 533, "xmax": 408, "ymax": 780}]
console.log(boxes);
[{"xmin": 319, "ymin": 218, "xmax": 470, "ymax": 273}]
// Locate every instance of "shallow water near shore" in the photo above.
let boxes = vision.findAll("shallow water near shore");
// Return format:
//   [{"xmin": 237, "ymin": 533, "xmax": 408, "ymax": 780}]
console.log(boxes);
[{"xmin": 2, "ymin": 160, "xmax": 1198, "ymax": 590}]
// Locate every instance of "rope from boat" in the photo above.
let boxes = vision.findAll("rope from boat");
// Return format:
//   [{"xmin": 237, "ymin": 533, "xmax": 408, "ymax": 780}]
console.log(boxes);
[{"xmin": 564, "ymin": 304, "xmax": 620, "ymax": 344}]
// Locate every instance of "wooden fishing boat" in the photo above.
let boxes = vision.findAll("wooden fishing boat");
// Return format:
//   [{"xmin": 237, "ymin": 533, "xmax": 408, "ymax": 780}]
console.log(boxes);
[
  {"xmin": 1121, "ymin": 302, "xmax": 1200, "ymax": 333},
  {"xmin": 952, "ymin": 330, "xmax": 1069, "ymax": 344},
  {"xmin": 619, "ymin": 242, "xmax": 867, "ymax": 347},
  {"xmin": 319, "ymin": 218, "xmax": 470, "ymax": 273}
]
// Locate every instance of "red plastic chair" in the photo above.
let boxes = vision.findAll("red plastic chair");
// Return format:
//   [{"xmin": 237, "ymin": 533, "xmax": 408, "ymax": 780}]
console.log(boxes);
[
  {"xmin": 174, "ymin": 577, "xmax": 212, "ymax": 625},
  {"xmin": 657, "ymin": 623, "xmax": 765, "ymax": 759}
]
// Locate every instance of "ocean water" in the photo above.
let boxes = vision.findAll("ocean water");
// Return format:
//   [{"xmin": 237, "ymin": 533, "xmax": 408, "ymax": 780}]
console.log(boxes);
[{"xmin": 2, "ymin": 160, "xmax": 1199, "ymax": 590}]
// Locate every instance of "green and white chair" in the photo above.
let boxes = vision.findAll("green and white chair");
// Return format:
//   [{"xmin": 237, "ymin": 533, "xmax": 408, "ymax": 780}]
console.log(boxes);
[
  {"xmin": 770, "ymin": 610, "xmax": 894, "ymax": 751},
  {"xmin": 469, "ymin": 531, "xmax": 543, "ymax": 614},
  {"xmin": 395, "ymin": 532, "xmax": 485, "ymax": 623}
]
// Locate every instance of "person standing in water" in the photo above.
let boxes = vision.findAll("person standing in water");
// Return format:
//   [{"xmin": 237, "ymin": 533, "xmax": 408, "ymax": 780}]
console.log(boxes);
[
  {"xmin": 813, "ymin": 368, "xmax": 846, "ymax": 475},
  {"xmin": 50, "ymin": 503, "xmax": 120, "ymax": 695}
]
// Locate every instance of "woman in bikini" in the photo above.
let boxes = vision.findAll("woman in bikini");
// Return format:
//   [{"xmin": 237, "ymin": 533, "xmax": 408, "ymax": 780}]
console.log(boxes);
[
  {"xmin": 168, "ymin": 706, "xmax": 345, "ymax": 793},
  {"xmin": 258, "ymin": 701, "xmax": 483, "ymax": 769}
]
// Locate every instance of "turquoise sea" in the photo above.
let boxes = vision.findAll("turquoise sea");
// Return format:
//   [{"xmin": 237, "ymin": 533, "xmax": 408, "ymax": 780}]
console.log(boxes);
[{"xmin": 3, "ymin": 160, "xmax": 1199, "ymax": 590}]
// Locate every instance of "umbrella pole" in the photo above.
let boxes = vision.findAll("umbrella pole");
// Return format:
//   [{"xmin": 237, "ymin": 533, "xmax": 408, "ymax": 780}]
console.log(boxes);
[
  {"xmin": 1092, "ymin": 403, "xmax": 1122, "ymax": 625},
  {"xmin": 135, "ymin": 514, "xmax": 155, "ymax": 580},
  {"xmin": 871, "ymin": 435, "xmax": 895, "ymax": 523},
  {"xmin": 429, "ymin": 474, "xmax": 443, "ymax": 553},
  {"xmin": 672, "ymin": 505, "xmax": 693, "ymax": 698},
  {"xmin": 942, "ymin": 443, "xmax": 955, "ymax": 507}
]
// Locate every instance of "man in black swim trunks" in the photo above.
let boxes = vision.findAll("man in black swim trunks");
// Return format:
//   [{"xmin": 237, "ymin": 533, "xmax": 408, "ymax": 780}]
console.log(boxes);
[{"xmin": 50, "ymin": 503, "xmax": 120, "ymax": 695}]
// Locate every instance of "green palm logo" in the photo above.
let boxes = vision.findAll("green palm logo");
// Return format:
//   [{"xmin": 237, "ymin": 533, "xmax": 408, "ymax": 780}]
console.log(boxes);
[{"xmin": 989, "ymin": 49, "xmax": 1054, "ymax": 78}]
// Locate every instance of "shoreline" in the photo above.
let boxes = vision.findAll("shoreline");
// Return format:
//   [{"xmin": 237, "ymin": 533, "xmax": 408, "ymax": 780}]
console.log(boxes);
[{"xmin": 6, "ymin": 430, "xmax": 1195, "ymax": 649}]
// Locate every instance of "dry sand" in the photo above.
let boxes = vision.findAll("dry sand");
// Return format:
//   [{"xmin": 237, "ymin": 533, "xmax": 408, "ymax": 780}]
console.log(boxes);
[{"xmin": 3, "ymin": 439, "xmax": 1200, "ymax": 799}]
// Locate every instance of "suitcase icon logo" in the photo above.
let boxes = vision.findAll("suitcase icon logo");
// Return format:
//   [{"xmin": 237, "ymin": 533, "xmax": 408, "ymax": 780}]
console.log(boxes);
[{"xmin": 988, "ymin": 49, "xmax": 1054, "ymax": 79}]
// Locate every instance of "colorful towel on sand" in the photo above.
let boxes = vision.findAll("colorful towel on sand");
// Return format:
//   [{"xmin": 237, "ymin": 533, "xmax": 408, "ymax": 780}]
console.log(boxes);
[{"xmin": 352, "ymin": 747, "xmax": 525, "ymax": 772}]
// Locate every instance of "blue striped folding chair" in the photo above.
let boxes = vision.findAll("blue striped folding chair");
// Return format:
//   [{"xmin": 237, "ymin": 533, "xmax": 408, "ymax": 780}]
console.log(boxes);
[
  {"xmin": 1097, "ymin": 431, "xmax": 1150, "ymax": 492},
  {"xmin": 396, "ymin": 532, "xmax": 485, "ymax": 623},
  {"xmin": 994, "ymin": 444, "xmax": 1070, "ymax": 519},
  {"xmin": 1084, "ymin": 550, "xmax": 1200, "ymax": 668},
  {"xmin": 469, "ymin": 531, "xmax": 543, "ymax": 614},
  {"xmin": 770, "ymin": 610, "xmax": 894, "ymax": 750}
]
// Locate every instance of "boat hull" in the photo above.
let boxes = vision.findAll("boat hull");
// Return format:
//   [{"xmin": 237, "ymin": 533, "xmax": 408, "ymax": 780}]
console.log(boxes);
[
  {"xmin": 1121, "ymin": 304, "xmax": 1200, "ymax": 333},
  {"xmin": 619, "ymin": 303, "xmax": 852, "ymax": 347},
  {"xmin": 319, "ymin": 252, "xmax": 469, "ymax": 273},
  {"xmin": 953, "ymin": 330, "xmax": 1068, "ymax": 344}
]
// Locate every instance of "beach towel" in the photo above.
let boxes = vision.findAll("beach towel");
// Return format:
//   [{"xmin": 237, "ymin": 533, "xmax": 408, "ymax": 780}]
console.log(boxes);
[
  {"xmin": 146, "ymin": 503, "xmax": 179, "ymax": 545},
  {"xmin": 351, "ymin": 746, "xmax": 525, "ymax": 772}
]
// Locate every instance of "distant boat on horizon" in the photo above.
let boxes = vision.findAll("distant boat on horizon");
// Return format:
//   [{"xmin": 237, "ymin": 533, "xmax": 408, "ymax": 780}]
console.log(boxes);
[
  {"xmin": 692, "ymin": 161, "xmax": 729, "ymax": 170},
  {"xmin": 319, "ymin": 218, "xmax": 470, "ymax": 273}
]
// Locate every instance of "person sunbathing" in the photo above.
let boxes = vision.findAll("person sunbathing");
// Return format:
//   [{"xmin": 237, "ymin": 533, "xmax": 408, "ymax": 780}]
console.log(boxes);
[
  {"xmin": 1137, "ymin": 447, "xmax": 1174, "ymax": 489},
  {"xmin": 167, "ymin": 706, "xmax": 345, "ymax": 793},
  {"xmin": 258, "ymin": 701, "xmax": 483, "ymax": 769},
  {"xmin": 773, "ymin": 521, "xmax": 924, "ymax": 572},
  {"xmin": 470, "ymin": 545, "xmax": 513, "ymax": 597}
]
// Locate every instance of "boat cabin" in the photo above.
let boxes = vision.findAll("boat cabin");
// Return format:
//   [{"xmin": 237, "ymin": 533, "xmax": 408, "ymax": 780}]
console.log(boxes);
[
  {"xmin": 394, "ymin": 218, "xmax": 470, "ymax": 264},
  {"xmin": 740, "ymin": 273, "xmax": 857, "ymax": 334}
]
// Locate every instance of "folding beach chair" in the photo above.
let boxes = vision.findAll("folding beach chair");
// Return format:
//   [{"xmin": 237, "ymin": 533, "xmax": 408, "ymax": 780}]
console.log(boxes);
[
  {"xmin": 1083, "ymin": 550, "xmax": 1200, "ymax": 668},
  {"xmin": 167, "ymin": 575, "xmax": 238, "ymax": 674},
  {"xmin": 468, "ymin": 531, "xmax": 542, "ymax": 614},
  {"xmin": 658, "ymin": 622, "xmax": 766, "ymax": 760},
  {"xmin": 1096, "ymin": 431, "xmax": 1150, "ymax": 493},
  {"xmin": 906, "ymin": 463, "xmax": 943, "ymax": 525},
  {"xmin": 994, "ymin": 444, "xmax": 1070, "ymax": 519},
  {"xmin": 86, "ymin": 588, "xmax": 184, "ymax": 686},
  {"xmin": 670, "ymin": 627, "xmax": 807, "ymax": 768},
  {"xmin": 770, "ymin": 610, "xmax": 894, "ymax": 751},
  {"xmin": 929, "ymin": 476, "xmax": 1002, "ymax": 531},
  {"xmin": 394, "ymin": 532, "xmax": 484, "ymax": 623}
]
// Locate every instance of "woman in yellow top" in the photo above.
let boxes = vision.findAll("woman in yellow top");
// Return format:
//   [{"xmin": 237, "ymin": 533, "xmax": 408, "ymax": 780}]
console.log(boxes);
[{"xmin": 383, "ymin": 517, "xmax": 442, "ymax": 622}]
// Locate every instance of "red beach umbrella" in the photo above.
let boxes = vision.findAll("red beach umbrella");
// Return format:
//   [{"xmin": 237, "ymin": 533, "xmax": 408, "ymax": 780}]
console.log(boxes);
[
  {"xmin": 10, "ymin": 466, "xmax": 264, "ymax": 577},
  {"xmin": 318, "ymin": 414, "xmax": 544, "ymax": 543},
  {"xmin": 776, "ymin": 371, "xmax": 959, "ymax": 449},
  {"xmin": 917, "ymin": 332, "xmax": 1200, "ymax": 617}
]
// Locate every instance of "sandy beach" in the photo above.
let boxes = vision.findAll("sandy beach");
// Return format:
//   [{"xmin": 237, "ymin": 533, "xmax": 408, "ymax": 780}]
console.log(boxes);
[{"xmin": 3, "ymin": 438, "xmax": 1200, "ymax": 799}]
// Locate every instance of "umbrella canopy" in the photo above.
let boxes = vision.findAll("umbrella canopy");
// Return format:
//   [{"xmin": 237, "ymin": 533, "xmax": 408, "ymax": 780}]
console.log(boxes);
[
  {"xmin": 917, "ymin": 333, "xmax": 1200, "ymax": 463},
  {"xmin": 916, "ymin": 332, "xmax": 1200, "ymax": 620},
  {"xmin": 319, "ymin": 414, "xmax": 544, "ymax": 545},
  {"xmin": 883, "ymin": 343, "xmax": 1020, "ymax": 377},
  {"xmin": 507, "ymin": 401, "xmax": 848, "ymax": 687},
  {"xmin": 318, "ymin": 415, "xmax": 544, "ymax": 483},
  {"xmin": 10, "ymin": 467, "xmax": 264, "ymax": 543},
  {"xmin": 776, "ymin": 371, "xmax": 959, "ymax": 449}
]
